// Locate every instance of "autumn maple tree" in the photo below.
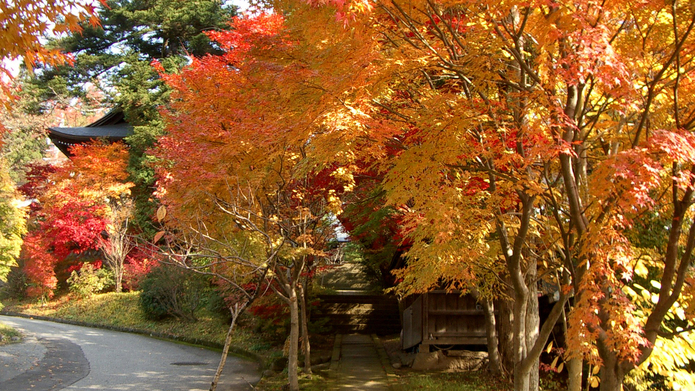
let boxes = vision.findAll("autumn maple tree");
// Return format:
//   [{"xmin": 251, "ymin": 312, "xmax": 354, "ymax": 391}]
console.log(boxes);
[
  {"xmin": 19, "ymin": 142, "xmax": 134, "ymax": 297},
  {"xmin": 0, "ymin": 0, "xmax": 102, "ymax": 296},
  {"xmin": 153, "ymin": 13, "xmax": 348, "ymax": 391},
  {"xmin": 249, "ymin": 0, "xmax": 695, "ymax": 390},
  {"xmin": 145, "ymin": 0, "xmax": 695, "ymax": 390}
]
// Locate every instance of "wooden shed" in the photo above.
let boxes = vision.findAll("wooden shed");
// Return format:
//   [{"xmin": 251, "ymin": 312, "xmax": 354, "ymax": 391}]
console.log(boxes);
[{"xmin": 402, "ymin": 291, "xmax": 487, "ymax": 351}]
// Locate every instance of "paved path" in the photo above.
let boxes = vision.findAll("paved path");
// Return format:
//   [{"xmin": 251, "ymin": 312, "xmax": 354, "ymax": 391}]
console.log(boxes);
[
  {"xmin": 0, "ymin": 315, "xmax": 260, "ymax": 391},
  {"xmin": 332, "ymin": 334, "xmax": 393, "ymax": 390}
]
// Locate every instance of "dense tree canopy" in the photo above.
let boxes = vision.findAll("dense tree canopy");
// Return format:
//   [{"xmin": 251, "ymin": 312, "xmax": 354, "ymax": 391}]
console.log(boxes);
[
  {"xmin": 19, "ymin": 142, "xmax": 133, "ymax": 298},
  {"xmin": 3, "ymin": 1, "xmax": 695, "ymax": 391},
  {"xmin": 0, "ymin": 0, "xmax": 101, "ymax": 290},
  {"xmin": 0, "ymin": 0, "xmax": 100, "ymax": 107},
  {"xmin": 153, "ymin": 13, "xmax": 350, "ymax": 389},
  {"xmin": 296, "ymin": 1, "xmax": 695, "ymax": 390},
  {"xmin": 21, "ymin": 0, "xmax": 239, "ymax": 236},
  {"xmin": 150, "ymin": 1, "xmax": 693, "ymax": 390}
]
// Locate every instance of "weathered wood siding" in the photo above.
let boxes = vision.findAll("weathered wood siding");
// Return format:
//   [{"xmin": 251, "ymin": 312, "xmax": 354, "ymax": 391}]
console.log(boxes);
[{"xmin": 402, "ymin": 291, "xmax": 487, "ymax": 350}]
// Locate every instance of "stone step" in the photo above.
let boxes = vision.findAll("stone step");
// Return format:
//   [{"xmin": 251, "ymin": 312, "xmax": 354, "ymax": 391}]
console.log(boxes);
[
  {"xmin": 316, "ymin": 302, "xmax": 398, "ymax": 312},
  {"xmin": 322, "ymin": 313, "xmax": 401, "ymax": 324},
  {"xmin": 312, "ymin": 293, "xmax": 401, "ymax": 336},
  {"xmin": 317, "ymin": 294, "xmax": 399, "ymax": 304},
  {"xmin": 333, "ymin": 322, "xmax": 401, "ymax": 335}
]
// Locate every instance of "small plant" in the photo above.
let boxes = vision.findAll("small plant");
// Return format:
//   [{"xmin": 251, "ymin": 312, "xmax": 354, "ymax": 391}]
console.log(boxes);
[
  {"xmin": 67, "ymin": 262, "xmax": 114, "ymax": 298},
  {"xmin": 246, "ymin": 294, "xmax": 290, "ymax": 339},
  {"xmin": 0, "ymin": 322, "xmax": 23, "ymax": 346},
  {"xmin": 139, "ymin": 264, "xmax": 208, "ymax": 321},
  {"xmin": 122, "ymin": 249, "xmax": 159, "ymax": 291}
]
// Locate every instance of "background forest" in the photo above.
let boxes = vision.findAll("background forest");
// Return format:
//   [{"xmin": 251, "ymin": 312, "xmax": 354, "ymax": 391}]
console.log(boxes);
[{"xmin": 2, "ymin": 1, "xmax": 695, "ymax": 391}]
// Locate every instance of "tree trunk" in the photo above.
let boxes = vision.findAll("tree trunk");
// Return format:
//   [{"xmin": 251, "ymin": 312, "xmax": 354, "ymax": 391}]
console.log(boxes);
[
  {"xmin": 287, "ymin": 286, "xmax": 300, "ymax": 391},
  {"xmin": 512, "ymin": 285, "xmax": 531, "ymax": 391},
  {"xmin": 298, "ymin": 281, "xmax": 312, "ymax": 375},
  {"xmin": 561, "ymin": 302, "xmax": 583, "ymax": 391},
  {"xmin": 496, "ymin": 295, "xmax": 515, "ymax": 375},
  {"xmin": 481, "ymin": 297, "xmax": 503, "ymax": 374},
  {"xmin": 115, "ymin": 265, "xmax": 122, "ymax": 293},
  {"xmin": 567, "ymin": 358, "xmax": 583, "ymax": 391},
  {"xmin": 598, "ymin": 360, "xmax": 626, "ymax": 391},
  {"xmin": 210, "ymin": 303, "xmax": 244, "ymax": 391},
  {"xmin": 597, "ymin": 339, "xmax": 627, "ymax": 391},
  {"xmin": 525, "ymin": 278, "xmax": 540, "ymax": 391}
]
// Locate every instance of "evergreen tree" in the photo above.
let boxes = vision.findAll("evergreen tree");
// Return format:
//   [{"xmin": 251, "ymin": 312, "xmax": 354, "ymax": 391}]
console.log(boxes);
[{"xmin": 32, "ymin": 0, "xmax": 236, "ymax": 101}]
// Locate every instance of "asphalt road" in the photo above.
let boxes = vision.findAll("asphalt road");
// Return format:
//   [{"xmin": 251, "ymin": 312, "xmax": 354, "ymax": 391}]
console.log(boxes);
[{"xmin": 0, "ymin": 315, "xmax": 261, "ymax": 391}]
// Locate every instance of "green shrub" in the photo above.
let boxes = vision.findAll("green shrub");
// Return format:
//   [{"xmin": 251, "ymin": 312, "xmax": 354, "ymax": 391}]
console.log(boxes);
[
  {"xmin": 1, "ymin": 267, "xmax": 28, "ymax": 300},
  {"xmin": 139, "ymin": 264, "xmax": 208, "ymax": 322},
  {"xmin": 67, "ymin": 263, "xmax": 114, "ymax": 298},
  {"xmin": 204, "ymin": 285, "xmax": 232, "ymax": 319}
]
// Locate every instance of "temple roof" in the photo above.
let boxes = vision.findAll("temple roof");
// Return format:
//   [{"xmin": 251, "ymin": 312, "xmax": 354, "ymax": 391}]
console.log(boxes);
[{"xmin": 48, "ymin": 109, "xmax": 133, "ymax": 156}]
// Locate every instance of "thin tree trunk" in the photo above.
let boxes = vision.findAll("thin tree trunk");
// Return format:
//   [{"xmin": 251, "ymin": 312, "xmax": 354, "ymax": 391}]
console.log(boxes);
[
  {"xmin": 298, "ymin": 281, "xmax": 312, "ymax": 375},
  {"xmin": 115, "ymin": 265, "xmax": 123, "ymax": 293},
  {"xmin": 210, "ymin": 303, "xmax": 244, "ymax": 391},
  {"xmin": 497, "ymin": 293, "xmax": 515, "ymax": 375},
  {"xmin": 525, "ymin": 276, "xmax": 540, "ymax": 391},
  {"xmin": 512, "ymin": 284, "xmax": 531, "ymax": 391},
  {"xmin": 482, "ymin": 297, "xmax": 503, "ymax": 374},
  {"xmin": 470, "ymin": 286, "xmax": 503, "ymax": 376},
  {"xmin": 288, "ymin": 286, "xmax": 300, "ymax": 391},
  {"xmin": 561, "ymin": 302, "xmax": 583, "ymax": 391}
]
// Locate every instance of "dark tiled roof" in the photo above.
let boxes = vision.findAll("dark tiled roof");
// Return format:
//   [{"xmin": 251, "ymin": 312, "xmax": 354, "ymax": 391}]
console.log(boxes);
[
  {"xmin": 48, "ymin": 109, "xmax": 133, "ymax": 156},
  {"xmin": 49, "ymin": 124, "xmax": 133, "ymax": 141}
]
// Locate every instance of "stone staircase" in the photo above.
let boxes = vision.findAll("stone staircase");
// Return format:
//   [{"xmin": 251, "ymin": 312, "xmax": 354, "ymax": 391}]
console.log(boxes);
[{"xmin": 312, "ymin": 261, "xmax": 401, "ymax": 335}]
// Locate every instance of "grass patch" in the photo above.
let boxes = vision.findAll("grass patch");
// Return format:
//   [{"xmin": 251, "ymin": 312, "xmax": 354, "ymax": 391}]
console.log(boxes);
[
  {"xmin": 0, "ymin": 322, "xmax": 22, "ymax": 346},
  {"xmin": 397, "ymin": 371, "xmax": 513, "ymax": 391},
  {"xmin": 2, "ymin": 292, "xmax": 276, "ymax": 361},
  {"xmin": 255, "ymin": 368, "xmax": 335, "ymax": 391}
]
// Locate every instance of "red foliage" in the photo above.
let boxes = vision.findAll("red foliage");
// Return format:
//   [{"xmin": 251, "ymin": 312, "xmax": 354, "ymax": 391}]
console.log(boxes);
[
  {"xmin": 19, "ymin": 141, "xmax": 133, "ymax": 297},
  {"xmin": 22, "ymin": 233, "xmax": 59, "ymax": 298},
  {"xmin": 17, "ymin": 163, "xmax": 58, "ymax": 214},
  {"xmin": 122, "ymin": 249, "xmax": 160, "ymax": 291},
  {"xmin": 47, "ymin": 199, "xmax": 107, "ymax": 258},
  {"xmin": 248, "ymin": 302, "xmax": 288, "ymax": 324}
]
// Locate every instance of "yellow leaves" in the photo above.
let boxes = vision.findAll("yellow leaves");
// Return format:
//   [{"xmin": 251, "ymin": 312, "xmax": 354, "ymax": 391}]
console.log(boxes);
[
  {"xmin": 550, "ymin": 355, "xmax": 559, "ymax": 369},
  {"xmin": 153, "ymin": 231, "xmax": 165, "ymax": 244},
  {"xmin": 632, "ymin": 329, "xmax": 695, "ymax": 391},
  {"xmin": 589, "ymin": 374, "xmax": 600, "ymax": 388},
  {"xmin": 327, "ymin": 189, "xmax": 343, "ymax": 215},
  {"xmin": 640, "ymin": 286, "xmax": 652, "ymax": 302},
  {"xmin": 330, "ymin": 166, "xmax": 356, "ymax": 192},
  {"xmin": 634, "ymin": 259, "xmax": 649, "ymax": 278},
  {"xmin": 675, "ymin": 306, "xmax": 686, "ymax": 321},
  {"xmin": 156, "ymin": 205, "xmax": 167, "ymax": 222}
]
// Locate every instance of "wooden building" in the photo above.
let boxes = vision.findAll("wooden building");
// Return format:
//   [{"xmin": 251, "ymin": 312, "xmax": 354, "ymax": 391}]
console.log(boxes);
[
  {"xmin": 402, "ymin": 291, "xmax": 487, "ymax": 351},
  {"xmin": 47, "ymin": 110, "xmax": 132, "ymax": 157}
]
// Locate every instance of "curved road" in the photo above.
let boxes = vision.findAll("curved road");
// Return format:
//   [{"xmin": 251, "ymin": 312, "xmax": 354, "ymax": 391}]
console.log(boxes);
[{"xmin": 0, "ymin": 315, "xmax": 260, "ymax": 391}]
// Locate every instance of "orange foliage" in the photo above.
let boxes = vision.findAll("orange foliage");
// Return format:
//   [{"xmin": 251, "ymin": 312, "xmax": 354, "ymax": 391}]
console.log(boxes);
[{"xmin": 0, "ymin": 0, "xmax": 103, "ymax": 107}]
